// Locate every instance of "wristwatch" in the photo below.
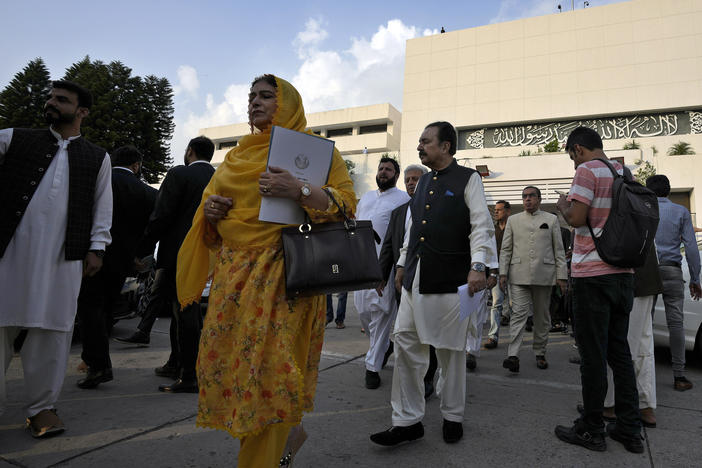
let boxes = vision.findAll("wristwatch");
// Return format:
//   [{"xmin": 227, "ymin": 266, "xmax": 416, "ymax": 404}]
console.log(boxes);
[
  {"xmin": 88, "ymin": 249, "xmax": 105, "ymax": 258},
  {"xmin": 299, "ymin": 183, "xmax": 311, "ymax": 201},
  {"xmin": 470, "ymin": 262, "xmax": 486, "ymax": 273}
]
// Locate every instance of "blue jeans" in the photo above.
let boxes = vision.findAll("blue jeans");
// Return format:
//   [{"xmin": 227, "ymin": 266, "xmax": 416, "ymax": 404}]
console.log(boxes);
[
  {"xmin": 326, "ymin": 292, "xmax": 347, "ymax": 323},
  {"xmin": 573, "ymin": 273, "xmax": 640, "ymax": 436},
  {"xmin": 488, "ymin": 284, "xmax": 510, "ymax": 340}
]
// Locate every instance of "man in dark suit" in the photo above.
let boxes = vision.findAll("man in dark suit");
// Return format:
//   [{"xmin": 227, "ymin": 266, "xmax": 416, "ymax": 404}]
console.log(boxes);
[
  {"xmin": 76, "ymin": 145, "xmax": 158, "ymax": 389},
  {"xmin": 377, "ymin": 164, "xmax": 438, "ymax": 398},
  {"xmin": 132, "ymin": 136, "xmax": 215, "ymax": 393}
]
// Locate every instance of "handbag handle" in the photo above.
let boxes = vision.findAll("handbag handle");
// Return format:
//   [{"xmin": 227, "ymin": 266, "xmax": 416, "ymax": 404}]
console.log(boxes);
[{"xmin": 321, "ymin": 187, "xmax": 355, "ymax": 227}]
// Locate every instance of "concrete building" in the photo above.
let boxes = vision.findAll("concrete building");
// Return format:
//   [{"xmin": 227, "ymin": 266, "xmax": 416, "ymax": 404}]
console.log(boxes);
[
  {"xmin": 200, "ymin": 103, "xmax": 402, "ymax": 196},
  {"xmin": 401, "ymin": 0, "xmax": 702, "ymax": 216}
]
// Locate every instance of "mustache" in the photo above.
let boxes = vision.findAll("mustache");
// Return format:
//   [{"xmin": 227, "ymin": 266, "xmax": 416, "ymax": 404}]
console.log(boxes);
[
  {"xmin": 45, "ymin": 104, "xmax": 60, "ymax": 114},
  {"xmin": 418, "ymin": 151, "xmax": 427, "ymax": 157}
]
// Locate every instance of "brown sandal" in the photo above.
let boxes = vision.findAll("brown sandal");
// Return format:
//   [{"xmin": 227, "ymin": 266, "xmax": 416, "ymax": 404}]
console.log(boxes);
[{"xmin": 26, "ymin": 409, "xmax": 65, "ymax": 438}]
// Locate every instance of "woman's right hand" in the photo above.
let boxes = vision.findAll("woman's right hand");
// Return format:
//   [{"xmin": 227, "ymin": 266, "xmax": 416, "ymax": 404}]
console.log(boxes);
[{"xmin": 204, "ymin": 195, "xmax": 233, "ymax": 225}]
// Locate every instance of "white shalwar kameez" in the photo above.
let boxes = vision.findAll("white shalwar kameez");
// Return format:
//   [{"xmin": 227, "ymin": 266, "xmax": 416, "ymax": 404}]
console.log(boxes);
[
  {"xmin": 391, "ymin": 172, "xmax": 494, "ymax": 426},
  {"xmin": 0, "ymin": 128, "xmax": 112, "ymax": 417},
  {"xmin": 353, "ymin": 187, "xmax": 410, "ymax": 372}
]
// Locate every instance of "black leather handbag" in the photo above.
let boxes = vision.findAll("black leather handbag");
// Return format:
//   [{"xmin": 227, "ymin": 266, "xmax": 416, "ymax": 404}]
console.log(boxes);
[{"xmin": 281, "ymin": 189, "xmax": 382, "ymax": 299}]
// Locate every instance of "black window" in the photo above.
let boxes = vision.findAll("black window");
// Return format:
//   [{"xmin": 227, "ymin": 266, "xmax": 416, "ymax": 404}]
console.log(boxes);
[
  {"xmin": 219, "ymin": 140, "xmax": 237, "ymax": 149},
  {"xmin": 359, "ymin": 124, "xmax": 387, "ymax": 134},
  {"xmin": 327, "ymin": 127, "xmax": 353, "ymax": 138}
]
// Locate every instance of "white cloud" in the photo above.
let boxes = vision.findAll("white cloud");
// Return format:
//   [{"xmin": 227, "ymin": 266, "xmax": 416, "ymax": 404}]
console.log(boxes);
[
  {"xmin": 173, "ymin": 65, "xmax": 200, "ymax": 97},
  {"xmin": 293, "ymin": 18, "xmax": 419, "ymax": 112},
  {"xmin": 171, "ymin": 81, "xmax": 249, "ymax": 155},
  {"xmin": 294, "ymin": 18, "xmax": 328, "ymax": 57},
  {"xmin": 171, "ymin": 18, "xmax": 431, "ymax": 156}
]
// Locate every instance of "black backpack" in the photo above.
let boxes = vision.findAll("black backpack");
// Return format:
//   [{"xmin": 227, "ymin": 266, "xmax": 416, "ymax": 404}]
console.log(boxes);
[{"xmin": 586, "ymin": 158, "xmax": 659, "ymax": 268}]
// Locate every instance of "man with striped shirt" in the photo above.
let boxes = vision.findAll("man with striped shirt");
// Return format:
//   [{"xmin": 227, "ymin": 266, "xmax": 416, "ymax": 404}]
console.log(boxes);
[{"xmin": 554, "ymin": 126, "xmax": 643, "ymax": 454}]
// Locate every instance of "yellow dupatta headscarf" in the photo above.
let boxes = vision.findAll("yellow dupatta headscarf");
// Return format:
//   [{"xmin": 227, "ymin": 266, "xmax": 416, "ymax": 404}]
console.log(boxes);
[{"xmin": 176, "ymin": 76, "xmax": 349, "ymax": 307}]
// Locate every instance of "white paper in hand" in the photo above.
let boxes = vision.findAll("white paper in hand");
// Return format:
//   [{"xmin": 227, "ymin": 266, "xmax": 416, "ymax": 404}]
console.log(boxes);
[
  {"xmin": 458, "ymin": 285, "xmax": 485, "ymax": 322},
  {"xmin": 259, "ymin": 126, "xmax": 334, "ymax": 225}
]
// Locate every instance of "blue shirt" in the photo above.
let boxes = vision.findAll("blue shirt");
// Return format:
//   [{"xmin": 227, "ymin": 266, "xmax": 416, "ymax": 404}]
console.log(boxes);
[{"xmin": 654, "ymin": 197, "xmax": 701, "ymax": 284}]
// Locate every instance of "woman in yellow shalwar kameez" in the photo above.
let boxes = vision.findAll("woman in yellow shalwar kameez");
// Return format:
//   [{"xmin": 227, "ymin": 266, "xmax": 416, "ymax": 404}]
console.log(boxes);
[{"xmin": 176, "ymin": 75, "xmax": 356, "ymax": 467}]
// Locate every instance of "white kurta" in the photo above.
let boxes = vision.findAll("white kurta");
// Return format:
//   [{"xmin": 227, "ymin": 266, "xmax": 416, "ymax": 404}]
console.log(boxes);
[
  {"xmin": 353, "ymin": 187, "xmax": 410, "ymax": 316},
  {"xmin": 0, "ymin": 128, "xmax": 112, "ymax": 332},
  {"xmin": 353, "ymin": 186, "xmax": 410, "ymax": 372},
  {"xmin": 395, "ymin": 172, "xmax": 495, "ymax": 350}
]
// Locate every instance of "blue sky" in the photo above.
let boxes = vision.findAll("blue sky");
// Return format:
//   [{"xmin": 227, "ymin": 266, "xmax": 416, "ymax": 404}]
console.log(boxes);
[{"xmin": 1, "ymin": 0, "xmax": 626, "ymax": 155}]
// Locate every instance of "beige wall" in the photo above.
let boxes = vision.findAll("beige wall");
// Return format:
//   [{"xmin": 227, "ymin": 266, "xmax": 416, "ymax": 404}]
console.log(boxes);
[{"xmin": 402, "ymin": 0, "xmax": 702, "ymax": 219}]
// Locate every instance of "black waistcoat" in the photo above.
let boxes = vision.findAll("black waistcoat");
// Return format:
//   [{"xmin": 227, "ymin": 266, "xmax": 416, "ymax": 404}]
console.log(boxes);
[
  {"xmin": 403, "ymin": 159, "xmax": 476, "ymax": 294},
  {"xmin": 0, "ymin": 128, "xmax": 105, "ymax": 260}
]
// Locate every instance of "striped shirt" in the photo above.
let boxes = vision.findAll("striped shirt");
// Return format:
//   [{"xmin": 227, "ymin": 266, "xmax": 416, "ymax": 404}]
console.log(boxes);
[{"xmin": 568, "ymin": 159, "xmax": 633, "ymax": 278}]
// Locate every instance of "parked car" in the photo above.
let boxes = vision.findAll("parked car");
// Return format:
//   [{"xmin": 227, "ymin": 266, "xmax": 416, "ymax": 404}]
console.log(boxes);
[{"xmin": 652, "ymin": 248, "xmax": 702, "ymax": 358}]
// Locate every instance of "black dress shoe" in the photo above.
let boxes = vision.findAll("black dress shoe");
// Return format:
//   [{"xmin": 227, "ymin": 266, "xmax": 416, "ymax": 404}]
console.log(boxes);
[
  {"xmin": 159, "ymin": 379, "xmax": 198, "ymax": 393},
  {"xmin": 536, "ymin": 355, "xmax": 548, "ymax": 369},
  {"xmin": 503, "ymin": 356, "xmax": 519, "ymax": 373},
  {"xmin": 370, "ymin": 422, "xmax": 424, "ymax": 446},
  {"xmin": 465, "ymin": 353, "xmax": 477, "ymax": 371},
  {"xmin": 155, "ymin": 363, "xmax": 179, "ymax": 379},
  {"xmin": 442, "ymin": 419, "xmax": 463, "ymax": 443},
  {"xmin": 365, "ymin": 370, "xmax": 381, "ymax": 389},
  {"xmin": 114, "ymin": 330, "xmax": 150, "ymax": 346},
  {"xmin": 606, "ymin": 422, "xmax": 644, "ymax": 453},
  {"xmin": 424, "ymin": 379, "xmax": 434, "ymax": 399},
  {"xmin": 555, "ymin": 419, "xmax": 606, "ymax": 452},
  {"xmin": 77, "ymin": 368, "xmax": 114, "ymax": 389}
]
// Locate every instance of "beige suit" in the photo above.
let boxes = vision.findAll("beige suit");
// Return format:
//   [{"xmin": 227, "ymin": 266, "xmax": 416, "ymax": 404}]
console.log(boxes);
[{"xmin": 499, "ymin": 210, "xmax": 567, "ymax": 358}]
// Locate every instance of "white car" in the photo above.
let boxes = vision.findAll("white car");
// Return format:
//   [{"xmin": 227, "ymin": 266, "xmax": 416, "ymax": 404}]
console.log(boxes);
[{"xmin": 652, "ymin": 249, "xmax": 702, "ymax": 358}]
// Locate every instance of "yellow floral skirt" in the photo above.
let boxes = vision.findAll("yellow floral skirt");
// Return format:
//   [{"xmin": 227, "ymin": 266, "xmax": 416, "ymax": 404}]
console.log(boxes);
[{"xmin": 196, "ymin": 242, "xmax": 325, "ymax": 438}]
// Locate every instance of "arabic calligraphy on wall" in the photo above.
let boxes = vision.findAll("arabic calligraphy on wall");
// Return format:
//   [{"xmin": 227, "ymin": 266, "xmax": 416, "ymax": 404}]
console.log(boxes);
[{"xmin": 458, "ymin": 110, "xmax": 700, "ymax": 150}]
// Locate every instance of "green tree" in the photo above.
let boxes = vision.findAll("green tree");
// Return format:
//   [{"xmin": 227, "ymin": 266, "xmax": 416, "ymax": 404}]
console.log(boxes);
[
  {"xmin": 634, "ymin": 160, "xmax": 656, "ymax": 185},
  {"xmin": 667, "ymin": 141, "xmax": 695, "ymax": 155},
  {"xmin": 344, "ymin": 159, "xmax": 356, "ymax": 175},
  {"xmin": 544, "ymin": 137, "xmax": 560, "ymax": 152},
  {"xmin": 62, "ymin": 56, "xmax": 174, "ymax": 182},
  {"xmin": 0, "ymin": 58, "xmax": 51, "ymax": 129}
]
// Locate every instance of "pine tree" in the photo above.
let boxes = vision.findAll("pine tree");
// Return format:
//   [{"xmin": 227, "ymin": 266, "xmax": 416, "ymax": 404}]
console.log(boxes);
[
  {"xmin": 62, "ymin": 56, "xmax": 174, "ymax": 182},
  {"xmin": 0, "ymin": 58, "xmax": 51, "ymax": 129}
]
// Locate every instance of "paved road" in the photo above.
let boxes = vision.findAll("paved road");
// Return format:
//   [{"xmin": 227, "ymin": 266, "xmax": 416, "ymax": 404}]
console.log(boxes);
[{"xmin": 1, "ymin": 299, "xmax": 701, "ymax": 467}]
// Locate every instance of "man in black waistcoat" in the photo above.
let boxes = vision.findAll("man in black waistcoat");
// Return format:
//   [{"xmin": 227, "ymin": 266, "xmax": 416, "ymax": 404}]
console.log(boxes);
[
  {"xmin": 0, "ymin": 81, "xmax": 112, "ymax": 438},
  {"xmin": 377, "ymin": 164, "xmax": 439, "ymax": 398},
  {"xmin": 76, "ymin": 146, "xmax": 157, "ymax": 389},
  {"xmin": 130, "ymin": 136, "xmax": 215, "ymax": 393},
  {"xmin": 371, "ymin": 121, "xmax": 495, "ymax": 446}
]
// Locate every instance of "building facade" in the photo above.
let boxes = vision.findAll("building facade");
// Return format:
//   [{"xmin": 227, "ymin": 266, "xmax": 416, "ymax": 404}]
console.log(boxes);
[{"xmin": 401, "ymin": 0, "xmax": 702, "ymax": 216}]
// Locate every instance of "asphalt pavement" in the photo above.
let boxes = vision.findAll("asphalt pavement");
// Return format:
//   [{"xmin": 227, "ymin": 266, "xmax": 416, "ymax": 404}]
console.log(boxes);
[{"xmin": 1, "ymin": 300, "xmax": 701, "ymax": 467}]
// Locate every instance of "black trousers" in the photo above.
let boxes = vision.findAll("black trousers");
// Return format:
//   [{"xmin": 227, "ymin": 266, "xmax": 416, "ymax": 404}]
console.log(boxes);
[
  {"xmin": 136, "ymin": 268, "xmax": 175, "ymax": 335},
  {"xmin": 173, "ymin": 302, "xmax": 203, "ymax": 380},
  {"xmin": 77, "ymin": 268, "xmax": 125, "ymax": 371},
  {"xmin": 572, "ymin": 273, "xmax": 640, "ymax": 436}
]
